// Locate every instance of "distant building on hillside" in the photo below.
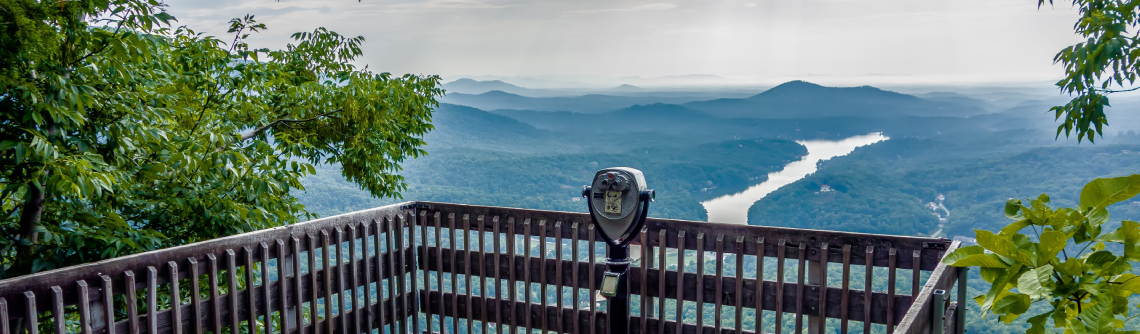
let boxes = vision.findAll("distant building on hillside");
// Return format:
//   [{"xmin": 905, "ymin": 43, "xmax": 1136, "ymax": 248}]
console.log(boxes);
[
  {"xmin": 953, "ymin": 236, "xmax": 977, "ymax": 245},
  {"xmin": 936, "ymin": 193, "xmax": 945, "ymax": 201},
  {"xmin": 820, "ymin": 184, "xmax": 833, "ymax": 192}
]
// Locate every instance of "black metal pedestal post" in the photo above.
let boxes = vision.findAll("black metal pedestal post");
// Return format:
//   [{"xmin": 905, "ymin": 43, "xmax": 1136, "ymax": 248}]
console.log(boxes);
[{"xmin": 606, "ymin": 245, "xmax": 632, "ymax": 334}]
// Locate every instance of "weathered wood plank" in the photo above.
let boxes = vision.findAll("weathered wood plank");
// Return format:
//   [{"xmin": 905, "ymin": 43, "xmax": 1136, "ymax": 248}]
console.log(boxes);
[
  {"xmin": 774, "ymin": 239, "xmax": 785, "ymax": 334},
  {"xmin": 754, "ymin": 237, "xmax": 763, "ymax": 334},
  {"xmin": 345, "ymin": 227, "xmax": 357, "ymax": 334},
  {"xmin": 0, "ymin": 204, "xmax": 408, "ymax": 313},
  {"xmin": 795, "ymin": 243, "xmax": 806, "ymax": 334},
  {"xmin": 556, "ymin": 221, "xmax": 566, "ymax": 334},
  {"xmin": 538, "ymin": 220, "xmax": 548, "ymax": 334},
  {"xmin": 523, "ymin": 219, "xmax": 533, "ymax": 334},
  {"xmin": 420, "ymin": 291, "xmax": 604, "ymax": 334},
  {"xmin": 864, "ymin": 247, "xmax": 874, "ymax": 334},
  {"xmin": 644, "ymin": 228, "xmax": 653, "ymax": 334},
  {"xmin": 102, "ymin": 276, "xmax": 115, "ymax": 334},
  {"xmin": 168, "ymin": 261, "xmax": 182, "ymax": 334},
  {"xmin": 588, "ymin": 225, "xmax": 597, "ymax": 334},
  {"xmin": 404, "ymin": 212, "xmax": 421, "ymax": 334},
  {"xmin": 276, "ymin": 239, "xmax": 289, "ymax": 334},
  {"xmin": 146, "ymin": 268, "xmax": 158, "ymax": 334},
  {"xmin": 419, "ymin": 213, "xmax": 433, "ymax": 334},
  {"xmin": 77, "ymin": 281, "xmax": 92, "ymax": 334},
  {"xmin": 715, "ymin": 235, "xmax": 725, "ymax": 334},
  {"xmin": 696, "ymin": 233, "xmax": 706, "ymax": 334},
  {"xmin": 507, "ymin": 218, "xmax": 518, "ymax": 334},
  {"xmin": 840, "ymin": 246, "xmax": 851, "ymax": 334},
  {"xmin": 226, "ymin": 251, "xmax": 239, "ymax": 334},
  {"xmin": 433, "ymin": 213, "xmax": 446, "ymax": 334},
  {"xmin": 494, "ymin": 216, "xmax": 504, "ymax": 334},
  {"xmin": 448, "ymin": 214, "xmax": 460, "ymax": 334},
  {"xmin": 291, "ymin": 237, "xmax": 304, "ymax": 334},
  {"xmin": 413, "ymin": 203, "xmax": 946, "ymax": 269},
  {"xmin": 0, "ymin": 297, "xmax": 9, "ymax": 334},
  {"xmin": 25, "ymin": 291, "xmax": 39, "ymax": 334},
  {"xmin": 51, "ymin": 286, "xmax": 64, "ymax": 334},
  {"xmin": 888, "ymin": 248, "xmax": 897, "ymax": 334},
  {"xmin": 676, "ymin": 231, "xmax": 686, "ymax": 334},
  {"xmin": 188, "ymin": 258, "xmax": 201, "ymax": 334},
  {"xmin": 207, "ymin": 255, "xmax": 221, "ymax": 334},
  {"xmin": 571, "ymin": 222, "xmax": 582, "ymax": 334},
  {"xmin": 663, "ymin": 231, "xmax": 673, "ymax": 334},
  {"xmin": 896, "ymin": 241, "xmax": 962, "ymax": 334},
  {"xmin": 816, "ymin": 243, "xmax": 829, "ymax": 334}
]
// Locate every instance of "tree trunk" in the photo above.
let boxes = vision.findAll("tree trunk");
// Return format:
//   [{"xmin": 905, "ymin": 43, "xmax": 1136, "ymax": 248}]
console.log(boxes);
[{"xmin": 14, "ymin": 181, "xmax": 45, "ymax": 275}]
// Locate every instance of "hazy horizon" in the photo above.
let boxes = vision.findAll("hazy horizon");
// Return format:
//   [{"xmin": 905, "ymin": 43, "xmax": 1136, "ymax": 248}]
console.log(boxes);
[{"xmin": 164, "ymin": 0, "xmax": 1083, "ymax": 87}]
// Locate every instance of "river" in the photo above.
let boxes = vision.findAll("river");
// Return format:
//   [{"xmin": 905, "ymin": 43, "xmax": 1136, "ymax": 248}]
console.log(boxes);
[{"xmin": 700, "ymin": 132, "xmax": 889, "ymax": 225}]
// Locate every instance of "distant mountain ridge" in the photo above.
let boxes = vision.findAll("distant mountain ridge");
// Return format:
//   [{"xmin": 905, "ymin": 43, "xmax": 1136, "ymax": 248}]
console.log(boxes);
[
  {"xmin": 442, "ymin": 79, "xmax": 532, "ymax": 95},
  {"xmin": 684, "ymin": 80, "xmax": 987, "ymax": 118},
  {"xmin": 439, "ymin": 90, "xmax": 714, "ymax": 113}
]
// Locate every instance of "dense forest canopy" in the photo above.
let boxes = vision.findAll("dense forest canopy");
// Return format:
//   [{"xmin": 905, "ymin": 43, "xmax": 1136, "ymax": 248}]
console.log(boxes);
[{"xmin": 0, "ymin": 0, "xmax": 441, "ymax": 277}]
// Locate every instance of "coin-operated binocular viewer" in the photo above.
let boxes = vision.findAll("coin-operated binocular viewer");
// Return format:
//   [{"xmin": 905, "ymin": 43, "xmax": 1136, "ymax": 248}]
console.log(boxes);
[{"xmin": 582, "ymin": 167, "xmax": 654, "ymax": 334}]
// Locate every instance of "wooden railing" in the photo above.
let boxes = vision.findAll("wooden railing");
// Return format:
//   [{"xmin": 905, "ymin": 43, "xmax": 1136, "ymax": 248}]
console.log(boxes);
[{"xmin": 0, "ymin": 202, "xmax": 964, "ymax": 334}]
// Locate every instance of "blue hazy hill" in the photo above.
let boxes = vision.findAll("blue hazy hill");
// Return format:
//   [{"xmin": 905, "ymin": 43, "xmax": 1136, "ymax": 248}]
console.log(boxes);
[
  {"xmin": 684, "ymin": 80, "xmax": 987, "ymax": 118},
  {"xmin": 442, "ymin": 78, "xmax": 533, "ymax": 95},
  {"xmin": 440, "ymin": 90, "xmax": 715, "ymax": 113}
]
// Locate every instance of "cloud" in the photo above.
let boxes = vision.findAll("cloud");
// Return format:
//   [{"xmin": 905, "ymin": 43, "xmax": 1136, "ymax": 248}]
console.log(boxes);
[
  {"xmin": 566, "ymin": 3, "xmax": 677, "ymax": 15},
  {"xmin": 745, "ymin": 3, "xmax": 757, "ymax": 7},
  {"xmin": 385, "ymin": 0, "xmax": 508, "ymax": 12}
]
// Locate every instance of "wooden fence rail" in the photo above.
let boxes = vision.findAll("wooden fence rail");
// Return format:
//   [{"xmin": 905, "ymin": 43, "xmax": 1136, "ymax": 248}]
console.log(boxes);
[{"xmin": 0, "ymin": 202, "xmax": 964, "ymax": 334}]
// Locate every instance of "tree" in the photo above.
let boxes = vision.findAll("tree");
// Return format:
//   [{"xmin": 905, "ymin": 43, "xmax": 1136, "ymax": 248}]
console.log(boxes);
[
  {"xmin": 943, "ymin": 175, "xmax": 1140, "ymax": 334},
  {"xmin": 0, "ymin": 0, "xmax": 443, "ymax": 277},
  {"xmin": 1041, "ymin": 0, "xmax": 1140, "ymax": 142}
]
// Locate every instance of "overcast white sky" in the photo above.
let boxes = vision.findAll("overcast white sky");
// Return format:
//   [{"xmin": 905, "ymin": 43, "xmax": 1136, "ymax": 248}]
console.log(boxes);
[{"xmin": 162, "ymin": 0, "xmax": 1082, "ymax": 86}]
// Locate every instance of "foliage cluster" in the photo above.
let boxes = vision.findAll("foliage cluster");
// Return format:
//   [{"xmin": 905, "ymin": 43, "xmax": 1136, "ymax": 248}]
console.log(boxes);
[
  {"xmin": 944, "ymin": 175, "xmax": 1140, "ymax": 334},
  {"xmin": 0, "ymin": 0, "xmax": 442, "ymax": 277}
]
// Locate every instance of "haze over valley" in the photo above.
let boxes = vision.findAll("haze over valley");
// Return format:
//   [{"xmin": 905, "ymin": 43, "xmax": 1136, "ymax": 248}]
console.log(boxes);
[{"xmin": 298, "ymin": 78, "xmax": 1140, "ymax": 239}]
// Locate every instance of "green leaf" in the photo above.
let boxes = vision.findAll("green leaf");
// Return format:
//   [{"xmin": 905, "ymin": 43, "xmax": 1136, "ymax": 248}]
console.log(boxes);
[
  {"xmin": 1086, "ymin": 251, "xmax": 1118, "ymax": 270},
  {"xmin": 977, "ymin": 229, "xmax": 1032, "ymax": 264},
  {"xmin": 1081, "ymin": 294, "xmax": 1115, "ymax": 334},
  {"xmin": 1113, "ymin": 274, "xmax": 1140, "ymax": 294},
  {"xmin": 1001, "ymin": 219, "xmax": 1031, "ymax": 236},
  {"xmin": 1026, "ymin": 311, "xmax": 1053, "ymax": 334},
  {"xmin": 942, "ymin": 245, "xmax": 1010, "ymax": 268},
  {"xmin": 980, "ymin": 264, "xmax": 1023, "ymax": 314},
  {"xmin": 1101, "ymin": 220, "xmax": 1140, "ymax": 261},
  {"xmin": 1016, "ymin": 264, "xmax": 1056, "ymax": 299},
  {"xmin": 1055, "ymin": 258, "xmax": 1086, "ymax": 276},
  {"xmin": 1080, "ymin": 174, "xmax": 1140, "ymax": 211},
  {"xmin": 1006, "ymin": 199, "xmax": 1025, "ymax": 219},
  {"xmin": 994, "ymin": 293, "xmax": 1032, "ymax": 314},
  {"xmin": 1039, "ymin": 230, "xmax": 1068, "ymax": 260},
  {"xmin": 1087, "ymin": 208, "xmax": 1110, "ymax": 227}
]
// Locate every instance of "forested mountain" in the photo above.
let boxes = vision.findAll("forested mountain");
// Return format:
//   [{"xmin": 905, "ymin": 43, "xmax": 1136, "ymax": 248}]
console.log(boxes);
[
  {"xmin": 684, "ymin": 80, "xmax": 988, "ymax": 118},
  {"xmin": 442, "ymin": 78, "xmax": 534, "ymax": 95},
  {"xmin": 297, "ymin": 139, "xmax": 806, "ymax": 221},
  {"xmin": 294, "ymin": 80, "xmax": 1140, "ymax": 334},
  {"xmin": 301, "ymin": 80, "xmax": 1139, "ymax": 237},
  {"xmin": 748, "ymin": 133, "xmax": 1140, "ymax": 237},
  {"xmin": 438, "ymin": 91, "xmax": 710, "ymax": 113}
]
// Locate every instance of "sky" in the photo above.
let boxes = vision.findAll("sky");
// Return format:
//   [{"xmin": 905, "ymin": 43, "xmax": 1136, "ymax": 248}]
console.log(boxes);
[{"xmin": 162, "ymin": 0, "xmax": 1083, "ymax": 87}]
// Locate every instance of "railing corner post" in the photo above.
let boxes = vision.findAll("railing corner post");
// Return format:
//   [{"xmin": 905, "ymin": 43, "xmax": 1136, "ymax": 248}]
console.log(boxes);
[
  {"xmin": 957, "ymin": 267, "xmax": 967, "ymax": 334},
  {"xmin": 932, "ymin": 290, "xmax": 946, "ymax": 334}
]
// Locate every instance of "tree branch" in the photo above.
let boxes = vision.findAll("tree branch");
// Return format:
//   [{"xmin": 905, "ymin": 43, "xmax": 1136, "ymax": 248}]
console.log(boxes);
[{"xmin": 239, "ymin": 109, "xmax": 343, "ymax": 141}]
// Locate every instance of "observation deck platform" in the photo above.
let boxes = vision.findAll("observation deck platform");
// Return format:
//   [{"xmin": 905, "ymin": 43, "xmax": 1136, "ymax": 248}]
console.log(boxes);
[{"xmin": 0, "ymin": 202, "xmax": 965, "ymax": 334}]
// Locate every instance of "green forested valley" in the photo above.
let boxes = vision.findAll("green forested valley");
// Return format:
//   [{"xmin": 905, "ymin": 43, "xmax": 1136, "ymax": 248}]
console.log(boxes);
[{"xmin": 295, "ymin": 79, "xmax": 1140, "ymax": 334}]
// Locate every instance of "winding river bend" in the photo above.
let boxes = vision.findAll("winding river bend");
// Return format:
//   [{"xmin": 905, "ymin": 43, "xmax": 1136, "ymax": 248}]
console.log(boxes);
[{"xmin": 701, "ymin": 132, "xmax": 889, "ymax": 225}]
